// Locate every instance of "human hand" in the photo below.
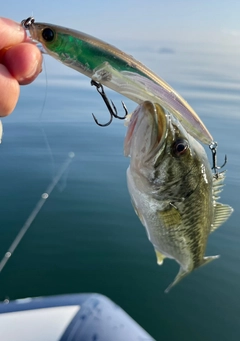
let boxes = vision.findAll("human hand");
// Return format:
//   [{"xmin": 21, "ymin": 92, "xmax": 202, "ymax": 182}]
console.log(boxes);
[{"xmin": 0, "ymin": 17, "xmax": 42, "ymax": 116}]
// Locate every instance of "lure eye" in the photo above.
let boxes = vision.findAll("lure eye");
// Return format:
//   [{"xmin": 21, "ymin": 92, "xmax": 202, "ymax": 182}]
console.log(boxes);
[
  {"xmin": 42, "ymin": 28, "xmax": 55, "ymax": 42},
  {"xmin": 172, "ymin": 139, "xmax": 188, "ymax": 157}
]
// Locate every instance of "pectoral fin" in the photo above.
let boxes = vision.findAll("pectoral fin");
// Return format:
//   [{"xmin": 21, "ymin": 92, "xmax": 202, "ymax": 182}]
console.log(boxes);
[{"xmin": 155, "ymin": 250, "xmax": 166, "ymax": 265}]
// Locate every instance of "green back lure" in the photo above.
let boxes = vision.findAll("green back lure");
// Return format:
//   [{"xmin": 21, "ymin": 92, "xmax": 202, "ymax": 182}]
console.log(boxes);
[{"xmin": 22, "ymin": 17, "xmax": 213, "ymax": 145}]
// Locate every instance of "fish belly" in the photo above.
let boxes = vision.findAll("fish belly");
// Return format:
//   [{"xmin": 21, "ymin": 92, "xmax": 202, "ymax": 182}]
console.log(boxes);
[{"xmin": 126, "ymin": 167, "xmax": 191, "ymax": 268}]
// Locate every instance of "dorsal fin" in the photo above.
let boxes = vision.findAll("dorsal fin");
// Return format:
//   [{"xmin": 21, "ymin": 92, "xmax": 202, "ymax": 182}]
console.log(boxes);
[
  {"xmin": 211, "ymin": 203, "xmax": 233, "ymax": 233},
  {"xmin": 212, "ymin": 171, "xmax": 226, "ymax": 200},
  {"xmin": 211, "ymin": 171, "xmax": 233, "ymax": 233}
]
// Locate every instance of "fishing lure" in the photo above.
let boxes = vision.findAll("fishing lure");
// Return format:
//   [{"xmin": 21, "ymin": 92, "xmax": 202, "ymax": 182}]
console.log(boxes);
[{"xmin": 22, "ymin": 17, "xmax": 213, "ymax": 145}]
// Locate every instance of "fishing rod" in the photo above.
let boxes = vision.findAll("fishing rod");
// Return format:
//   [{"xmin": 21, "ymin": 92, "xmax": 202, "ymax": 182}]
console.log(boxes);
[{"xmin": 0, "ymin": 152, "xmax": 75, "ymax": 273}]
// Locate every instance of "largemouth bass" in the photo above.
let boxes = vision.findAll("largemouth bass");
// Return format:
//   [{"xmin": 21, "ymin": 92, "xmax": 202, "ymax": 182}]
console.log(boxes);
[
  {"xmin": 124, "ymin": 101, "xmax": 233, "ymax": 292},
  {"xmin": 21, "ymin": 17, "xmax": 213, "ymax": 145}
]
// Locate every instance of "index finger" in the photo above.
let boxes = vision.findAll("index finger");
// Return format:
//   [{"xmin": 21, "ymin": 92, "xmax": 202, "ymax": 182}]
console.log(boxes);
[{"xmin": 0, "ymin": 17, "xmax": 27, "ymax": 50}]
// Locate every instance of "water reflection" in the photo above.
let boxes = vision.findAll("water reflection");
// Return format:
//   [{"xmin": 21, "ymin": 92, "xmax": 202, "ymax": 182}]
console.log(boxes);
[{"xmin": 0, "ymin": 42, "xmax": 239, "ymax": 341}]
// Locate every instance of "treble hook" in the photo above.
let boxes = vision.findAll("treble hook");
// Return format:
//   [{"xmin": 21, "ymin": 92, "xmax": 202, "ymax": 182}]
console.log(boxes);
[
  {"xmin": 209, "ymin": 141, "xmax": 227, "ymax": 178},
  {"xmin": 91, "ymin": 80, "xmax": 128, "ymax": 127}
]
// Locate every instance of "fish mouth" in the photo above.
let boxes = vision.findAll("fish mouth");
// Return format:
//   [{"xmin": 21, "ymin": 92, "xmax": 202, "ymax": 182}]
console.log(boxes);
[{"xmin": 124, "ymin": 101, "xmax": 168, "ymax": 162}]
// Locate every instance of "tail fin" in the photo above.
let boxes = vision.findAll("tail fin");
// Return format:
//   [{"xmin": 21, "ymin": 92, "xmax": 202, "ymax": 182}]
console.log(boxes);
[
  {"xmin": 165, "ymin": 267, "xmax": 189, "ymax": 293},
  {"xmin": 165, "ymin": 255, "xmax": 219, "ymax": 293}
]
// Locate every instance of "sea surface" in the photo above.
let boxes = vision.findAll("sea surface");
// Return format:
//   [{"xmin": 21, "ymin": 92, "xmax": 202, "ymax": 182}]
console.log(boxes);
[{"xmin": 0, "ymin": 40, "xmax": 239, "ymax": 341}]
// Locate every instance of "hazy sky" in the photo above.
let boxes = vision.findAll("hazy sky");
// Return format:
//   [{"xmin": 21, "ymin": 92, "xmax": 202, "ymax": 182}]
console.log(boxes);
[
  {"xmin": 2, "ymin": 0, "xmax": 240, "ymax": 89},
  {"xmin": 2, "ymin": 0, "xmax": 240, "ymax": 44},
  {"xmin": 2, "ymin": 1, "xmax": 240, "ymax": 125}
]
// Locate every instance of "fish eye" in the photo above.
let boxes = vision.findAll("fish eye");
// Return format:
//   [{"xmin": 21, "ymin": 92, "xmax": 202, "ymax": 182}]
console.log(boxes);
[
  {"xmin": 42, "ymin": 28, "xmax": 55, "ymax": 42},
  {"xmin": 172, "ymin": 139, "xmax": 188, "ymax": 157}
]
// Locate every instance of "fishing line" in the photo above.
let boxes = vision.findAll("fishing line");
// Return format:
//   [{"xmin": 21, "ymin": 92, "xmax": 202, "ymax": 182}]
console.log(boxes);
[
  {"xmin": 0, "ymin": 152, "xmax": 75, "ymax": 274},
  {"xmin": 38, "ymin": 54, "xmax": 57, "ymax": 179}
]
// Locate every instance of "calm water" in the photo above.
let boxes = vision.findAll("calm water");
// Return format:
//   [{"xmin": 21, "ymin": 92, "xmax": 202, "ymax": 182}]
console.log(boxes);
[{"xmin": 0, "ymin": 41, "xmax": 239, "ymax": 341}]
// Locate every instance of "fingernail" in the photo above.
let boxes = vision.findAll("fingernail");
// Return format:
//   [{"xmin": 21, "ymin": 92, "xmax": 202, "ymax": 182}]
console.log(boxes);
[{"xmin": 0, "ymin": 17, "xmax": 24, "ymax": 33}]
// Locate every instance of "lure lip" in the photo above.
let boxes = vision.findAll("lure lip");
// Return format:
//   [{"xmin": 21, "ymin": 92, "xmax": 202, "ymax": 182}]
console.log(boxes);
[
  {"xmin": 124, "ymin": 110, "xmax": 139, "ymax": 157},
  {"xmin": 36, "ymin": 43, "xmax": 47, "ymax": 54}
]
